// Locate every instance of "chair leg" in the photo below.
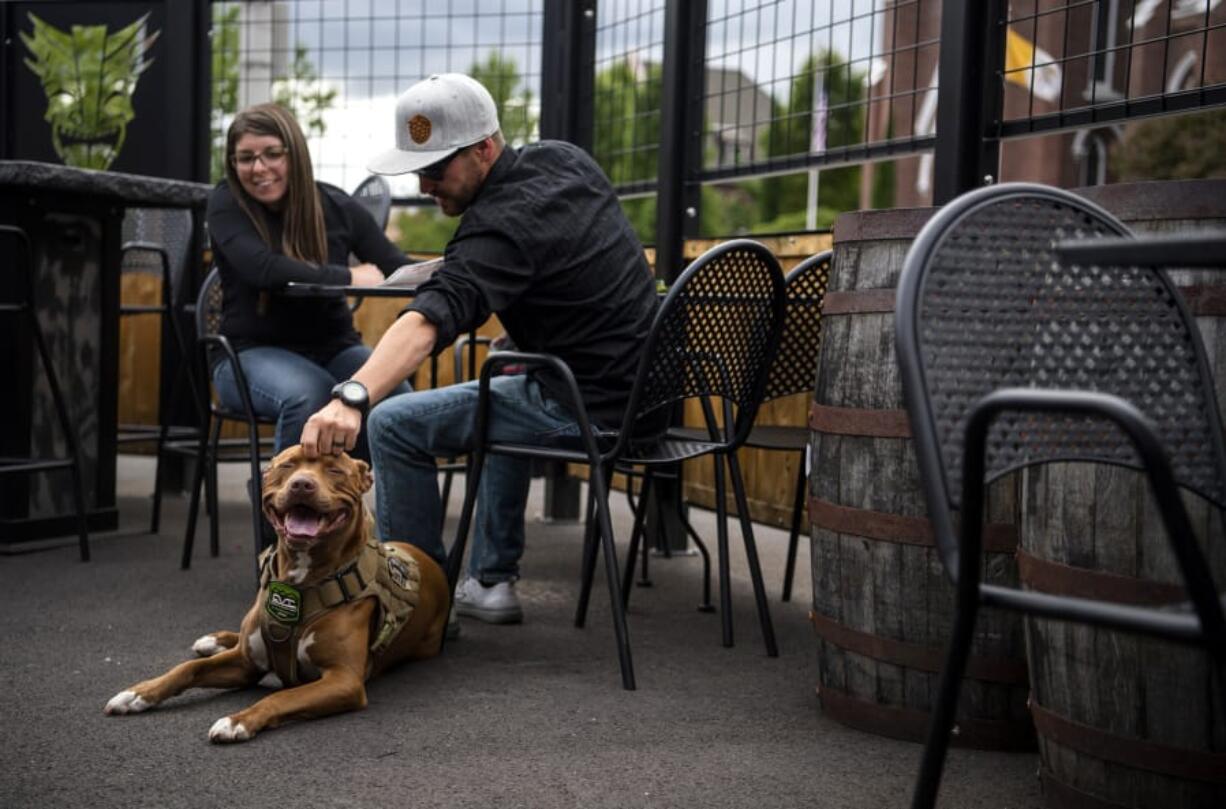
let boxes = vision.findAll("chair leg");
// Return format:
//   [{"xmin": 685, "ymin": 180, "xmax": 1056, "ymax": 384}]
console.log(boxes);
[
  {"xmin": 671, "ymin": 489, "xmax": 714, "ymax": 612},
  {"xmin": 446, "ymin": 453, "xmax": 487, "ymax": 594},
  {"xmin": 727, "ymin": 450, "xmax": 778, "ymax": 657},
  {"xmin": 180, "ymin": 421, "xmax": 212, "ymax": 569},
  {"xmin": 910, "ymin": 594, "xmax": 981, "ymax": 809},
  {"xmin": 781, "ymin": 456, "xmax": 806, "ymax": 602},
  {"xmin": 207, "ymin": 418, "xmax": 223, "ymax": 557},
  {"xmin": 587, "ymin": 463, "xmax": 636, "ymax": 690},
  {"xmin": 712, "ymin": 454, "xmax": 733, "ymax": 648},
  {"xmin": 620, "ymin": 470, "xmax": 654, "ymax": 609},
  {"xmin": 574, "ymin": 487, "xmax": 599, "ymax": 628},
  {"xmin": 439, "ymin": 463, "xmax": 455, "ymax": 529}
]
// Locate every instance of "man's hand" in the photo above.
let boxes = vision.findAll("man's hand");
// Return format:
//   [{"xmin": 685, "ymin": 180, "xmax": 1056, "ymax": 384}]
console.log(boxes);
[{"xmin": 302, "ymin": 399, "xmax": 362, "ymax": 458}]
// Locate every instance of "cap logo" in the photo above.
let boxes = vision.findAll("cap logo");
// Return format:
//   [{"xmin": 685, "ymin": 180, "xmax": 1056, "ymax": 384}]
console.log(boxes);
[{"xmin": 408, "ymin": 114, "xmax": 432, "ymax": 144}]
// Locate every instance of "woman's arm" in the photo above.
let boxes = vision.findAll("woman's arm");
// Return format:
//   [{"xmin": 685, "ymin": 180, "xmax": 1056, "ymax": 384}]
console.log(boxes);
[{"xmin": 206, "ymin": 182, "xmax": 352, "ymax": 288}]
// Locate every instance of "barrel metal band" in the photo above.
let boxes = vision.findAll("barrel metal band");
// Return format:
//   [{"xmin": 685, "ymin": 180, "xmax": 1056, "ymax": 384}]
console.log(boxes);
[
  {"xmin": 816, "ymin": 682, "xmax": 1036, "ymax": 751},
  {"xmin": 1177, "ymin": 284, "xmax": 1226, "ymax": 317},
  {"xmin": 808, "ymin": 611, "xmax": 1028, "ymax": 685},
  {"xmin": 808, "ymin": 496, "xmax": 1019, "ymax": 555},
  {"xmin": 1016, "ymin": 547, "xmax": 1187, "ymax": 606},
  {"xmin": 1037, "ymin": 771, "xmax": 1132, "ymax": 809},
  {"xmin": 1030, "ymin": 698, "xmax": 1226, "ymax": 784},
  {"xmin": 821, "ymin": 288, "xmax": 897, "ymax": 315},
  {"xmin": 808, "ymin": 402, "xmax": 911, "ymax": 438}
]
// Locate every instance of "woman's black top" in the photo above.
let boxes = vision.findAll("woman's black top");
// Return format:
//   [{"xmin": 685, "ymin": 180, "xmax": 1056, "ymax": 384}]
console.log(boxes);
[{"xmin": 206, "ymin": 179, "xmax": 406, "ymax": 365}]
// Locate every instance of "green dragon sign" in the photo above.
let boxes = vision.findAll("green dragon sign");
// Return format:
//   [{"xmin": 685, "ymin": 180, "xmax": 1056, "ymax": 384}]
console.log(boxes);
[{"xmin": 21, "ymin": 12, "xmax": 160, "ymax": 171}]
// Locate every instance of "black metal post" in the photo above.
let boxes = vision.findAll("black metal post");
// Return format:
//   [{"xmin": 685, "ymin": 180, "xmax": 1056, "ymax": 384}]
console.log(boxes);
[
  {"xmin": 654, "ymin": 0, "xmax": 706, "ymax": 283},
  {"xmin": 540, "ymin": 0, "xmax": 597, "ymax": 152},
  {"xmin": 932, "ymin": 0, "xmax": 1004, "ymax": 204}
]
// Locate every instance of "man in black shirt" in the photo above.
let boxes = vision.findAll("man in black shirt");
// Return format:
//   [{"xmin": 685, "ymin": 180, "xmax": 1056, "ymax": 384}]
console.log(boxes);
[{"xmin": 302, "ymin": 73, "xmax": 657, "ymax": 624}]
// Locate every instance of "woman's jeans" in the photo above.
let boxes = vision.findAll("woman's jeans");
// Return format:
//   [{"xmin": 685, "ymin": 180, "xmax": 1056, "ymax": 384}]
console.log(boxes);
[
  {"xmin": 212, "ymin": 343, "xmax": 411, "ymax": 460},
  {"xmin": 367, "ymin": 374, "xmax": 592, "ymax": 583}
]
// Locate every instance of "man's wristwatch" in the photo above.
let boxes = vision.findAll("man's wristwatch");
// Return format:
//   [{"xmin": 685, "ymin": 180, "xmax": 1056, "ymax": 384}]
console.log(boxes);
[{"xmin": 330, "ymin": 380, "xmax": 370, "ymax": 417}]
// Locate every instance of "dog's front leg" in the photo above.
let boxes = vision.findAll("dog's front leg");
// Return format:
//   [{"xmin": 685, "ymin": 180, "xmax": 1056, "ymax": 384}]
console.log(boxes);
[
  {"xmin": 105, "ymin": 647, "xmax": 260, "ymax": 715},
  {"xmin": 208, "ymin": 666, "xmax": 367, "ymax": 743}
]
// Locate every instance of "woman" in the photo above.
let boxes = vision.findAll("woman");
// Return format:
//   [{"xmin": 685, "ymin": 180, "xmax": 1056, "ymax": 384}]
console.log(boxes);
[{"xmin": 206, "ymin": 103, "xmax": 412, "ymax": 460}]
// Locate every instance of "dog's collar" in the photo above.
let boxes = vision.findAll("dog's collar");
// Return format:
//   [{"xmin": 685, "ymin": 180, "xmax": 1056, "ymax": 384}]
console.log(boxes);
[{"xmin": 258, "ymin": 539, "xmax": 383, "ymax": 624}]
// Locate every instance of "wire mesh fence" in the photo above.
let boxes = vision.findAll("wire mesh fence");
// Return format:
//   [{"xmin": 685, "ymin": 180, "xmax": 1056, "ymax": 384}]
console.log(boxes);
[
  {"xmin": 206, "ymin": 1, "xmax": 1226, "ymax": 233},
  {"xmin": 208, "ymin": 0, "xmax": 544, "ymax": 199}
]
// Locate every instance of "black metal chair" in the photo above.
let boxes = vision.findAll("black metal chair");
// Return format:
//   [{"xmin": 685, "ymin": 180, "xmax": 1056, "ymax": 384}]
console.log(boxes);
[
  {"xmin": 894, "ymin": 183, "xmax": 1226, "ymax": 808},
  {"xmin": 179, "ymin": 266, "xmax": 275, "ymax": 571},
  {"xmin": 0, "ymin": 225, "xmax": 90, "ymax": 561},
  {"xmin": 348, "ymin": 175, "xmax": 394, "ymax": 315},
  {"xmin": 446, "ymin": 239, "xmax": 786, "ymax": 690},
  {"xmin": 665, "ymin": 249, "xmax": 830, "ymax": 602},
  {"xmin": 115, "ymin": 239, "xmax": 205, "ymax": 534},
  {"xmin": 351, "ymin": 174, "xmax": 392, "ymax": 231}
]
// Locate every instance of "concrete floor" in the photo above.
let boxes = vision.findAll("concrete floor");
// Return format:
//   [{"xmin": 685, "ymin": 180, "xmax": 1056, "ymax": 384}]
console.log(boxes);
[{"xmin": 0, "ymin": 456, "xmax": 1041, "ymax": 808}]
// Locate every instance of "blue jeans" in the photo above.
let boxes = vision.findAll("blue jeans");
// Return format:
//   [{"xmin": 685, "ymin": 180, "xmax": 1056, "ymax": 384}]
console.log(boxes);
[
  {"xmin": 367, "ymin": 374, "xmax": 589, "ymax": 582},
  {"xmin": 212, "ymin": 343, "xmax": 412, "ymax": 460}
]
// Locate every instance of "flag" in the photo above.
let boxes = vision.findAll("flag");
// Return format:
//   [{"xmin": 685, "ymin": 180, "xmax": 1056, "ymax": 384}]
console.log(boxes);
[
  {"xmin": 810, "ymin": 82, "xmax": 828, "ymax": 154},
  {"xmin": 1005, "ymin": 27, "xmax": 1062, "ymax": 103}
]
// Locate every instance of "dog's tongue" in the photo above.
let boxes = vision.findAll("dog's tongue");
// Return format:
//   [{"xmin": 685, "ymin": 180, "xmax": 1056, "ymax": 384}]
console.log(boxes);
[{"xmin": 285, "ymin": 506, "xmax": 322, "ymax": 537}]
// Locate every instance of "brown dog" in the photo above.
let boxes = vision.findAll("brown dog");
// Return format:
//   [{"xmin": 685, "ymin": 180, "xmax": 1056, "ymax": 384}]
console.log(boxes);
[{"xmin": 104, "ymin": 445, "xmax": 450, "ymax": 743}]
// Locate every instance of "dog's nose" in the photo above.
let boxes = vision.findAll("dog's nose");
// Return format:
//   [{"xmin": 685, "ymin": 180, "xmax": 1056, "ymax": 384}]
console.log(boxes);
[{"xmin": 288, "ymin": 475, "xmax": 317, "ymax": 495}]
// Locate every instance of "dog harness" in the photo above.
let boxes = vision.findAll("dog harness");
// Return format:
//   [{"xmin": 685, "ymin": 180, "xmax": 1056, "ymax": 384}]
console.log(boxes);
[{"xmin": 255, "ymin": 537, "xmax": 421, "ymax": 686}]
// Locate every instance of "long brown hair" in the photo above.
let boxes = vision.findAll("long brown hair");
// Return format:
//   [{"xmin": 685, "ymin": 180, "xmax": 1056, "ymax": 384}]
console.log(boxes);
[{"xmin": 223, "ymin": 103, "xmax": 327, "ymax": 265}]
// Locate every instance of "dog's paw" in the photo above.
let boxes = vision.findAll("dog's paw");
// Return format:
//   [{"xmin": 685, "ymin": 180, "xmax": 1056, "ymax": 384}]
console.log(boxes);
[
  {"xmin": 192, "ymin": 634, "xmax": 225, "ymax": 657},
  {"xmin": 208, "ymin": 716, "xmax": 252, "ymax": 743},
  {"xmin": 105, "ymin": 690, "xmax": 152, "ymax": 715}
]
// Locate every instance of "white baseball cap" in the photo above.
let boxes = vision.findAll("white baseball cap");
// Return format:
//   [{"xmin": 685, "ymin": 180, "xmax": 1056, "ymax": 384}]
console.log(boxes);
[{"xmin": 367, "ymin": 73, "xmax": 501, "ymax": 176}]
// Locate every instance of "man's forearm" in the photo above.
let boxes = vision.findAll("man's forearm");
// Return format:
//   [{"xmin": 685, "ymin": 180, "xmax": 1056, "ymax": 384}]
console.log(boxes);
[{"xmin": 352, "ymin": 311, "xmax": 437, "ymax": 404}]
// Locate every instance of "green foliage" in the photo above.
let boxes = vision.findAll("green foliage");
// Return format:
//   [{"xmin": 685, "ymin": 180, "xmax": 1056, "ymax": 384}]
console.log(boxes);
[
  {"xmin": 592, "ymin": 59, "xmax": 663, "ymax": 186},
  {"xmin": 209, "ymin": 4, "xmax": 241, "ymax": 182},
  {"xmin": 273, "ymin": 45, "xmax": 338, "ymax": 140},
  {"xmin": 21, "ymin": 12, "xmax": 158, "ymax": 170},
  {"xmin": 392, "ymin": 207, "xmax": 459, "ymax": 253},
  {"xmin": 1110, "ymin": 108, "xmax": 1226, "ymax": 182},
  {"xmin": 758, "ymin": 51, "xmax": 865, "ymax": 230},
  {"xmin": 469, "ymin": 52, "xmax": 538, "ymax": 146}
]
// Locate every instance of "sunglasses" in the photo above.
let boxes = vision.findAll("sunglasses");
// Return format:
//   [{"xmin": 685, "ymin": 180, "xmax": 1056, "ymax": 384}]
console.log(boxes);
[
  {"xmin": 414, "ymin": 146, "xmax": 468, "ymax": 182},
  {"xmin": 232, "ymin": 146, "xmax": 289, "ymax": 169}
]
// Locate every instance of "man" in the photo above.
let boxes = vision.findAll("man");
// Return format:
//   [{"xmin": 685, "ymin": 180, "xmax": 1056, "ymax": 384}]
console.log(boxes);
[{"xmin": 301, "ymin": 73, "xmax": 657, "ymax": 625}]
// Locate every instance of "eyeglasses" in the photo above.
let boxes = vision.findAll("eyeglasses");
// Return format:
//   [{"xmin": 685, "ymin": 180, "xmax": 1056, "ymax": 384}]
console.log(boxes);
[
  {"xmin": 414, "ymin": 146, "xmax": 467, "ymax": 182},
  {"xmin": 231, "ymin": 146, "xmax": 289, "ymax": 169}
]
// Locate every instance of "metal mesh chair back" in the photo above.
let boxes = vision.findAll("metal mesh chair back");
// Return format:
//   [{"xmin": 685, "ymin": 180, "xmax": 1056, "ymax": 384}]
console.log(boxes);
[
  {"xmin": 763, "ymin": 249, "xmax": 830, "ymax": 402},
  {"xmin": 898, "ymin": 183, "xmax": 1226, "ymax": 510},
  {"xmin": 352, "ymin": 175, "xmax": 392, "ymax": 230},
  {"xmin": 196, "ymin": 266, "xmax": 224, "ymax": 339},
  {"xmin": 629, "ymin": 239, "xmax": 785, "ymax": 445}
]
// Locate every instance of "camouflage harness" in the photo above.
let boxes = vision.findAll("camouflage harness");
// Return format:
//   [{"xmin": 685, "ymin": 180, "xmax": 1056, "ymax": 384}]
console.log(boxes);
[{"xmin": 256, "ymin": 538, "xmax": 421, "ymax": 686}]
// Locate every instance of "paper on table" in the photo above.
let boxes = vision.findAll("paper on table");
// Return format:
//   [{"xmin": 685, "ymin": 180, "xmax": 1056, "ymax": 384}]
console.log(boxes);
[{"xmin": 380, "ymin": 257, "xmax": 445, "ymax": 287}]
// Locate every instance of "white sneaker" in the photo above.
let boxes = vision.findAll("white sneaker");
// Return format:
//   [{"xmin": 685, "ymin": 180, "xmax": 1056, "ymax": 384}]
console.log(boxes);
[{"xmin": 454, "ymin": 577, "xmax": 523, "ymax": 624}]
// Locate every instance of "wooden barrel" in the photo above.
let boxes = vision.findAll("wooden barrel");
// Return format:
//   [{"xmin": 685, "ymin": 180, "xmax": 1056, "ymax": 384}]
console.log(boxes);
[
  {"xmin": 807, "ymin": 208, "xmax": 1035, "ymax": 750},
  {"xmin": 1019, "ymin": 179, "xmax": 1226, "ymax": 809}
]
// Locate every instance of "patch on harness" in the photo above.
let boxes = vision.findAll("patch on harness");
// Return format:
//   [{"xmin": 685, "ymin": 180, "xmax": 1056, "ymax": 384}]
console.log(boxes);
[
  {"xmin": 387, "ymin": 555, "xmax": 412, "ymax": 590},
  {"xmin": 265, "ymin": 582, "xmax": 302, "ymax": 624}
]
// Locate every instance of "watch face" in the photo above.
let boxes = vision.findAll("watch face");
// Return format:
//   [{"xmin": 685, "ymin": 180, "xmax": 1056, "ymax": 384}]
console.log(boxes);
[{"xmin": 341, "ymin": 381, "xmax": 364, "ymax": 400}]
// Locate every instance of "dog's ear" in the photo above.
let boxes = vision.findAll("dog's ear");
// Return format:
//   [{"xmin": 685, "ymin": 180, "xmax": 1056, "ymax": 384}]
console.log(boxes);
[{"xmin": 354, "ymin": 459, "xmax": 373, "ymax": 493}]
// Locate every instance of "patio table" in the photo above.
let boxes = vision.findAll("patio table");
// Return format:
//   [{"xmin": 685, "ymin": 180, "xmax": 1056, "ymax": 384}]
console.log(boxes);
[{"xmin": 0, "ymin": 159, "xmax": 209, "ymax": 544}]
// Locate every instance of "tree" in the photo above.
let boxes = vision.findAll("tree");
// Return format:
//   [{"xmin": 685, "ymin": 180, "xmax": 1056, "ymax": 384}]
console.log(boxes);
[
  {"xmin": 272, "ymin": 44, "xmax": 337, "ymax": 140},
  {"xmin": 469, "ymin": 52, "xmax": 538, "ymax": 147},
  {"xmin": 209, "ymin": 4, "xmax": 240, "ymax": 181},
  {"xmin": 758, "ymin": 50, "xmax": 865, "ymax": 231},
  {"xmin": 590, "ymin": 58, "xmax": 664, "ymax": 242},
  {"xmin": 1110, "ymin": 107, "xmax": 1226, "ymax": 182}
]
